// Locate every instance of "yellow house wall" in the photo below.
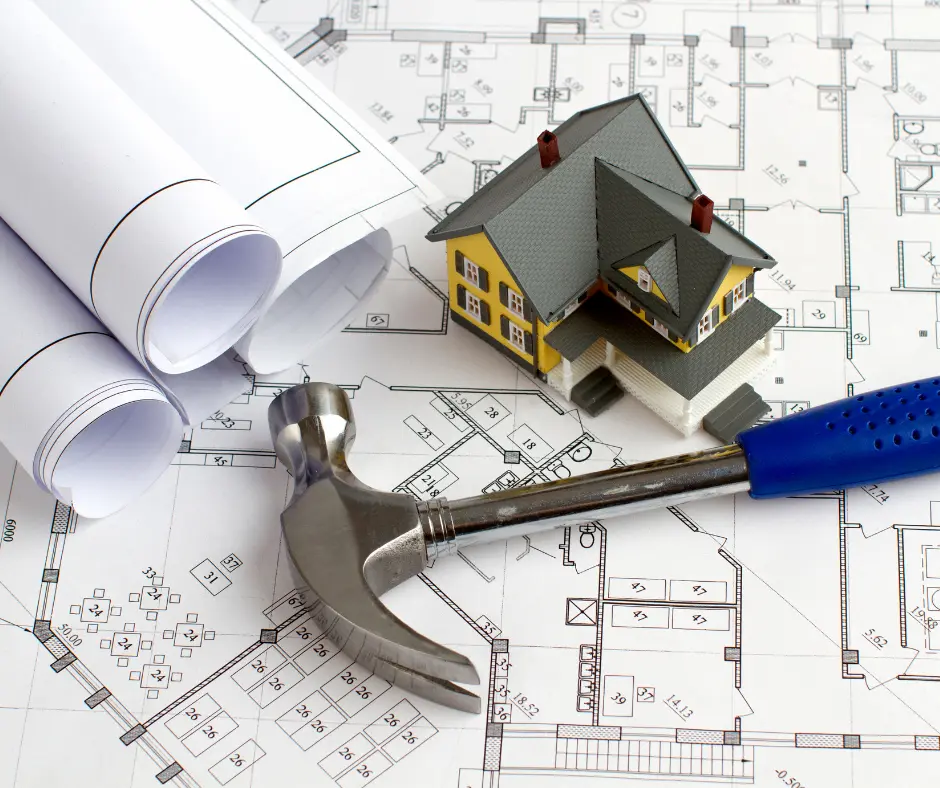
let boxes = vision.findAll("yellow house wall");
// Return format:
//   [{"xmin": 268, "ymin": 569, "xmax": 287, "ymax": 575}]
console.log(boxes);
[
  {"xmin": 447, "ymin": 233, "xmax": 563, "ymax": 374},
  {"xmin": 447, "ymin": 232, "xmax": 757, "ymax": 369},
  {"xmin": 537, "ymin": 320, "xmax": 561, "ymax": 373}
]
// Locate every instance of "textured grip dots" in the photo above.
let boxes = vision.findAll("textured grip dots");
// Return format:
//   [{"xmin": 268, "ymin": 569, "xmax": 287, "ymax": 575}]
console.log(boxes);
[
  {"xmin": 738, "ymin": 375, "xmax": 940, "ymax": 498},
  {"xmin": 841, "ymin": 380, "xmax": 940, "ymax": 451}
]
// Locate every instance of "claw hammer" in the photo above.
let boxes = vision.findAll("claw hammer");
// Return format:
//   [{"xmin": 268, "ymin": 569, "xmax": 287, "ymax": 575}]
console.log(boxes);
[{"xmin": 269, "ymin": 377, "xmax": 940, "ymax": 712}]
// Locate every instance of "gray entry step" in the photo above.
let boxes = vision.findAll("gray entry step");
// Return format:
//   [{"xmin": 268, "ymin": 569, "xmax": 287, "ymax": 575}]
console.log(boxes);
[
  {"xmin": 571, "ymin": 366, "xmax": 625, "ymax": 417},
  {"xmin": 703, "ymin": 383, "xmax": 771, "ymax": 443}
]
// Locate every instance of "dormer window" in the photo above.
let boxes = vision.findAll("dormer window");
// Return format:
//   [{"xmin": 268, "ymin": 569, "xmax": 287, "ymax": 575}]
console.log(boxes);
[{"xmin": 638, "ymin": 268, "xmax": 652, "ymax": 292}]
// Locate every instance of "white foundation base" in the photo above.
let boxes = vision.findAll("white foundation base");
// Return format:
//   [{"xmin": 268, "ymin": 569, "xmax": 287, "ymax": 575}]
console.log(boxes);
[{"xmin": 548, "ymin": 334, "xmax": 776, "ymax": 436}]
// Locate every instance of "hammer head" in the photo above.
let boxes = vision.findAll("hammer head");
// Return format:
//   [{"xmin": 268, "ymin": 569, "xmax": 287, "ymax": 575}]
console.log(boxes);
[{"xmin": 269, "ymin": 383, "xmax": 481, "ymax": 712}]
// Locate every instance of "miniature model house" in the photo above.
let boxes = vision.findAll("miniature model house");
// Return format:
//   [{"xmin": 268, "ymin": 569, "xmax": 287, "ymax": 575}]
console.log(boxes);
[{"xmin": 427, "ymin": 95, "xmax": 780, "ymax": 438}]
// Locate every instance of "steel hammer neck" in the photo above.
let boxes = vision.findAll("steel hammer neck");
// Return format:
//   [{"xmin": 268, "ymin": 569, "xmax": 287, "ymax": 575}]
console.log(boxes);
[{"xmin": 418, "ymin": 444, "xmax": 750, "ymax": 563}]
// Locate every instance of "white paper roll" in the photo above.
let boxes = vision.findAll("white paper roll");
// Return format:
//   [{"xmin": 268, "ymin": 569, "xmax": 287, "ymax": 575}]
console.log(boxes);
[
  {"xmin": 39, "ymin": 0, "xmax": 435, "ymax": 375},
  {"xmin": 0, "ymin": 0, "xmax": 440, "ymax": 516},
  {"xmin": 0, "ymin": 220, "xmax": 183, "ymax": 519},
  {"xmin": 239, "ymin": 227, "xmax": 393, "ymax": 374},
  {"xmin": 0, "ymin": 0, "xmax": 282, "ymax": 384}
]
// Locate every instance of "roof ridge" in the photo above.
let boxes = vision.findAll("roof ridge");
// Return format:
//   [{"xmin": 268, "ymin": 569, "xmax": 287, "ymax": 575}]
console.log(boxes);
[
  {"xmin": 642, "ymin": 234, "xmax": 681, "ymax": 316},
  {"xmin": 426, "ymin": 97, "xmax": 641, "ymax": 241},
  {"xmin": 598, "ymin": 160, "xmax": 774, "ymax": 262},
  {"xmin": 561, "ymin": 94, "xmax": 638, "ymax": 135}
]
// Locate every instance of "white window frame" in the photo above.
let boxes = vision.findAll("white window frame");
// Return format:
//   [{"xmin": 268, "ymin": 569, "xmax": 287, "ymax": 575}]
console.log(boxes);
[
  {"xmin": 465, "ymin": 291, "xmax": 482, "ymax": 322},
  {"xmin": 463, "ymin": 258, "xmax": 480, "ymax": 287},
  {"xmin": 698, "ymin": 311, "xmax": 713, "ymax": 341},
  {"xmin": 508, "ymin": 322, "xmax": 526, "ymax": 352},
  {"xmin": 637, "ymin": 268, "xmax": 652, "ymax": 292},
  {"xmin": 507, "ymin": 288, "xmax": 525, "ymax": 318},
  {"xmin": 732, "ymin": 280, "xmax": 747, "ymax": 309},
  {"xmin": 652, "ymin": 318, "xmax": 670, "ymax": 339}
]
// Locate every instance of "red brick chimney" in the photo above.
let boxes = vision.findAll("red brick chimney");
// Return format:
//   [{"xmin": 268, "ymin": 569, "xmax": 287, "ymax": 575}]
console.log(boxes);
[
  {"xmin": 537, "ymin": 130, "xmax": 560, "ymax": 168},
  {"xmin": 691, "ymin": 194, "xmax": 714, "ymax": 233}
]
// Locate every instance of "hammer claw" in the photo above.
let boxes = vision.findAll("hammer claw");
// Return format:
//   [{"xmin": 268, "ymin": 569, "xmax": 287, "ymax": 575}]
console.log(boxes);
[
  {"xmin": 372, "ymin": 658, "xmax": 482, "ymax": 715},
  {"xmin": 312, "ymin": 570, "xmax": 481, "ymax": 687},
  {"xmin": 291, "ymin": 575, "xmax": 481, "ymax": 710},
  {"xmin": 272, "ymin": 381, "xmax": 482, "ymax": 712}
]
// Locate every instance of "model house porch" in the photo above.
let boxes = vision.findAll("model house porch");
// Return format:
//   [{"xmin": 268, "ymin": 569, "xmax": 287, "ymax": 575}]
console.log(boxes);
[{"xmin": 545, "ymin": 293, "xmax": 779, "ymax": 436}]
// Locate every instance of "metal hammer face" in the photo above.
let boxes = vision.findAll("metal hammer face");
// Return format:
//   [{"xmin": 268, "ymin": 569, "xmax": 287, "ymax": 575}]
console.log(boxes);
[{"xmin": 268, "ymin": 383, "xmax": 483, "ymax": 713}]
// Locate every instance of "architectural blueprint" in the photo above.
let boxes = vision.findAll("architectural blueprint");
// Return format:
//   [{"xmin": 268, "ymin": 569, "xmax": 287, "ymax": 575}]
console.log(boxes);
[{"xmin": 4, "ymin": 0, "xmax": 940, "ymax": 785}]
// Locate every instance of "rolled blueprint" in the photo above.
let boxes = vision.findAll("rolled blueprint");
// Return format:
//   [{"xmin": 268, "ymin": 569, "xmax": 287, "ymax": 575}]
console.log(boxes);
[
  {"xmin": 0, "ymin": 0, "xmax": 283, "ymax": 391},
  {"xmin": 0, "ymin": 220, "xmax": 183, "ymax": 518},
  {"xmin": 41, "ymin": 0, "xmax": 436, "ymax": 374},
  {"xmin": 0, "ymin": 0, "xmax": 438, "ymax": 517}
]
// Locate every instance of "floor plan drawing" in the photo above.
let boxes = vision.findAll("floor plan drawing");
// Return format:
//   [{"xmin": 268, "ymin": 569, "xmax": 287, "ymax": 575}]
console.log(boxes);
[{"xmin": 5, "ymin": 0, "xmax": 940, "ymax": 786}]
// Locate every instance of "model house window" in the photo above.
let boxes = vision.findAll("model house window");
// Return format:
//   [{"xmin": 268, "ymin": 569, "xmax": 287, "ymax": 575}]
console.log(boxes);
[
  {"xmin": 723, "ymin": 279, "xmax": 749, "ymax": 317},
  {"xmin": 466, "ymin": 292, "xmax": 482, "ymax": 321},
  {"xmin": 455, "ymin": 251, "xmax": 489, "ymax": 292},
  {"xmin": 698, "ymin": 312, "xmax": 712, "ymax": 338},
  {"xmin": 652, "ymin": 318, "xmax": 670, "ymax": 339},
  {"xmin": 698, "ymin": 305, "xmax": 720, "ymax": 341},
  {"xmin": 499, "ymin": 315, "xmax": 532, "ymax": 355},
  {"xmin": 499, "ymin": 282, "xmax": 527, "ymax": 318},
  {"xmin": 509, "ymin": 322, "xmax": 526, "ymax": 351},
  {"xmin": 464, "ymin": 259, "xmax": 480, "ymax": 287},
  {"xmin": 507, "ymin": 289, "xmax": 525, "ymax": 318},
  {"xmin": 724, "ymin": 278, "xmax": 750, "ymax": 317},
  {"xmin": 457, "ymin": 284, "xmax": 490, "ymax": 325},
  {"xmin": 638, "ymin": 268, "xmax": 652, "ymax": 292}
]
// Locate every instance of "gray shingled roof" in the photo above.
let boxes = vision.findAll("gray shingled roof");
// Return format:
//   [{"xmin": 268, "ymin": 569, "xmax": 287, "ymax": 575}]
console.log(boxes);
[
  {"xmin": 427, "ymin": 95, "xmax": 699, "ymax": 322},
  {"xmin": 595, "ymin": 161, "xmax": 776, "ymax": 340},
  {"xmin": 544, "ymin": 294, "xmax": 781, "ymax": 399},
  {"xmin": 601, "ymin": 163, "xmax": 775, "ymax": 261}
]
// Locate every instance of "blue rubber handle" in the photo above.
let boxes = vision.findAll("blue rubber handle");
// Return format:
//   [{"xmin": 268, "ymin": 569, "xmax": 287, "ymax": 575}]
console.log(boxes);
[{"xmin": 737, "ymin": 376, "xmax": 940, "ymax": 498}]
